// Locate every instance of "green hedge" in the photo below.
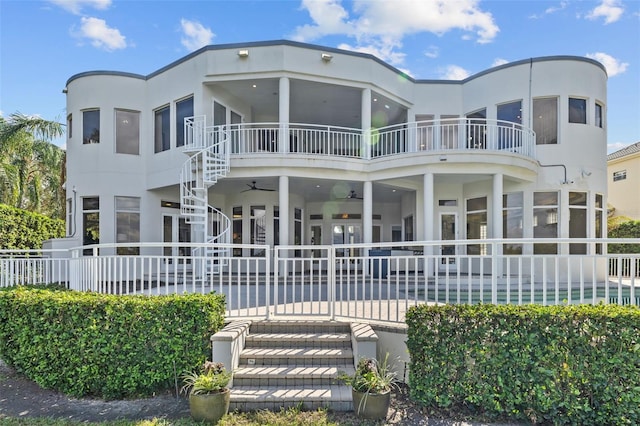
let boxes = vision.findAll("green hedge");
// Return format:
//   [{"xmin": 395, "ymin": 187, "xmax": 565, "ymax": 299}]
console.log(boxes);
[
  {"xmin": 609, "ymin": 220, "xmax": 640, "ymax": 253},
  {"xmin": 406, "ymin": 304, "xmax": 640, "ymax": 425},
  {"xmin": 0, "ymin": 286, "xmax": 226, "ymax": 399},
  {"xmin": 0, "ymin": 204, "xmax": 64, "ymax": 250}
]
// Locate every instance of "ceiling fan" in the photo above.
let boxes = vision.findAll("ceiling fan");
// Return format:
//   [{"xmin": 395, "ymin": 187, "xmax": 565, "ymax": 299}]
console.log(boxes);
[
  {"xmin": 242, "ymin": 181, "xmax": 275, "ymax": 192},
  {"xmin": 344, "ymin": 190, "xmax": 363, "ymax": 200}
]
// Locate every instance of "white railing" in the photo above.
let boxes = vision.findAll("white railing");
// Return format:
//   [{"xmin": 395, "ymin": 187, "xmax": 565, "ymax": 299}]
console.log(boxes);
[
  {"xmin": 192, "ymin": 119, "xmax": 536, "ymax": 160},
  {"xmin": 2, "ymin": 239, "xmax": 639, "ymax": 324},
  {"xmin": 0, "ymin": 249, "xmax": 69, "ymax": 287}
]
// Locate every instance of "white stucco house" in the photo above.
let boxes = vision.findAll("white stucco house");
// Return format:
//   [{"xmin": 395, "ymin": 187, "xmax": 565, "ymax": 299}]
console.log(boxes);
[{"xmin": 54, "ymin": 40, "xmax": 608, "ymax": 278}]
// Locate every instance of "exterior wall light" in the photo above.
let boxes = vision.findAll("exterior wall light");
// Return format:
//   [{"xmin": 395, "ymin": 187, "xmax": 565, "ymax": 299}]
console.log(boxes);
[
  {"xmin": 238, "ymin": 49, "xmax": 249, "ymax": 58},
  {"xmin": 321, "ymin": 53, "xmax": 333, "ymax": 62}
]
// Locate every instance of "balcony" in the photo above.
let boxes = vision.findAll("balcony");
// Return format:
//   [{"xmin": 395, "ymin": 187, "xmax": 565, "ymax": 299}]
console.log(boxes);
[{"xmin": 186, "ymin": 117, "xmax": 536, "ymax": 160}]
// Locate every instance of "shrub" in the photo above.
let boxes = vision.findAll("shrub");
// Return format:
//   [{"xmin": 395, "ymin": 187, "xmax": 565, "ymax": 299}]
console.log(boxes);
[
  {"xmin": 406, "ymin": 304, "xmax": 640, "ymax": 425},
  {"xmin": 608, "ymin": 220, "xmax": 640, "ymax": 253},
  {"xmin": 0, "ymin": 286, "xmax": 226, "ymax": 399},
  {"xmin": 0, "ymin": 204, "xmax": 64, "ymax": 250}
]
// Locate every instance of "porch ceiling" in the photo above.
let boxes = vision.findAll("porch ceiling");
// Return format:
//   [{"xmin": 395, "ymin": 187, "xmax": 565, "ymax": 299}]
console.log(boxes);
[{"xmin": 209, "ymin": 78, "xmax": 406, "ymax": 128}]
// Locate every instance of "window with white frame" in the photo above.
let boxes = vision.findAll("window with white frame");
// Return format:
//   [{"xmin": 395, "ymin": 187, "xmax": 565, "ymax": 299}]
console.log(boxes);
[
  {"xmin": 595, "ymin": 102, "xmax": 604, "ymax": 128},
  {"xmin": 66, "ymin": 198, "xmax": 73, "ymax": 236},
  {"xmin": 154, "ymin": 105, "xmax": 170, "ymax": 153},
  {"xmin": 82, "ymin": 197, "xmax": 99, "ymax": 255},
  {"xmin": 403, "ymin": 215, "xmax": 414, "ymax": 242},
  {"xmin": 82, "ymin": 109, "xmax": 100, "ymax": 144},
  {"xmin": 233, "ymin": 206, "xmax": 242, "ymax": 256},
  {"xmin": 251, "ymin": 205, "xmax": 266, "ymax": 256},
  {"xmin": 569, "ymin": 192, "xmax": 587, "ymax": 254},
  {"xmin": 533, "ymin": 191, "xmax": 558, "ymax": 254},
  {"xmin": 466, "ymin": 196, "xmax": 487, "ymax": 255},
  {"xmin": 176, "ymin": 96, "xmax": 194, "ymax": 147},
  {"xmin": 503, "ymin": 192, "xmax": 523, "ymax": 254},
  {"xmin": 613, "ymin": 170, "xmax": 626, "ymax": 182},
  {"xmin": 595, "ymin": 194, "xmax": 603, "ymax": 254},
  {"xmin": 294, "ymin": 208, "xmax": 302, "ymax": 257},
  {"xmin": 67, "ymin": 114, "xmax": 72, "ymax": 139},
  {"xmin": 533, "ymin": 97, "xmax": 558, "ymax": 144},
  {"xmin": 115, "ymin": 196, "xmax": 140, "ymax": 255},
  {"xmin": 569, "ymin": 97, "xmax": 587, "ymax": 124},
  {"xmin": 115, "ymin": 110, "xmax": 140, "ymax": 155}
]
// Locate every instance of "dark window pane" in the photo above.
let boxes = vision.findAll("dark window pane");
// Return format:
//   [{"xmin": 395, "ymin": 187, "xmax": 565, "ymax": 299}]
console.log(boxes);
[
  {"xmin": 569, "ymin": 98, "xmax": 587, "ymax": 124},
  {"xmin": 83, "ymin": 110, "xmax": 100, "ymax": 144},
  {"xmin": 115, "ymin": 110, "xmax": 140, "ymax": 155},
  {"xmin": 176, "ymin": 97, "xmax": 194, "ymax": 147},
  {"xmin": 155, "ymin": 106, "xmax": 170, "ymax": 153},
  {"xmin": 533, "ymin": 98, "xmax": 557, "ymax": 144}
]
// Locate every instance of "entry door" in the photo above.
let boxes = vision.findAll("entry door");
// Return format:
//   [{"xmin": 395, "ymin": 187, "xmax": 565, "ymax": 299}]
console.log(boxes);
[
  {"xmin": 439, "ymin": 213, "xmax": 458, "ymax": 271},
  {"xmin": 163, "ymin": 214, "xmax": 191, "ymax": 264},
  {"xmin": 332, "ymin": 224, "xmax": 362, "ymax": 269}
]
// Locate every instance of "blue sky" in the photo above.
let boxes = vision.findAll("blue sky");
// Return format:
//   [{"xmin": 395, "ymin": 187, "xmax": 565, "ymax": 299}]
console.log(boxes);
[{"xmin": 1, "ymin": 0, "xmax": 638, "ymax": 152}]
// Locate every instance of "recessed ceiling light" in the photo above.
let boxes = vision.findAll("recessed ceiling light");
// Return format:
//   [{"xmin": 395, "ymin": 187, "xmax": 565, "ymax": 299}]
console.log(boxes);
[{"xmin": 252, "ymin": 84, "xmax": 257, "ymax": 88}]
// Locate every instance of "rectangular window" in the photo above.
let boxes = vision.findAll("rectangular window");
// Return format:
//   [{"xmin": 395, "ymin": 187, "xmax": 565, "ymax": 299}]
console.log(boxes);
[
  {"xmin": 466, "ymin": 196, "xmax": 487, "ymax": 255},
  {"xmin": 82, "ymin": 109, "xmax": 100, "ymax": 144},
  {"xmin": 533, "ymin": 192, "xmax": 558, "ymax": 254},
  {"xmin": 82, "ymin": 197, "xmax": 99, "ymax": 255},
  {"xmin": 533, "ymin": 97, "xmax": 558, "ymax": 145},
  {"xmin": 273, "ymin": 206, "xmax": 279, "ymax": 246},
  {"xmin": 595, "ymin": 103, "xmax": 604, "ymax": 128},
  {"xmin": 294, "ymin": 208, "xmax": 302, "ymax": 257},
  {"xmin": 233, "ymin": 206, "xmax": 242, "ymax": 256},
  {"xmin": 115, "ymin": 196, "xmax": 140, "ymax": 255},
  {"xmin": 66, "ymin": 198, "xmax": 73, "ymax": 236},
  {"xmin": 440, "ymin": 115, "xmax": 459, "ymax": 149},
  {"xmin": 154, "ymin": 105, "xmax": 171, "ymax": 153},
  {"xmin": 595, "ymin": 194, "xmax": 603, "ymax": 254},
  {"xmin": 503, "ymin": 192, "xmax": 523, "ymax": 254},
  {"xmin": 176, "ymin": 96, "xmax": 194, "ymax": 147},
  {"xmin": 67, "ymin": 114, "xmax": 72, "ymax": 139},
  {"xmin": 403, "ymin": 215, "xmax": 414, "ymax": 242},
  {"xmin": 613, "ymin": 170, "xmax": 626, "ymax": 181},
  {"xmin": 497, "ymin": 100, "xmax": 522, "ymax": 149},
  {"xmin": 569, "ymin": 97, "xmax": 587, "ymax": 124},
  {"xmin": 416, "ymin": 114, "xmax": 435, "ymax": 150},
  {"xmin": 115, "ymin": 110, "xmax": 140, "ymax": 155},
  {"xmin": 251, "ymin": 205, "xmax": 266, "ymax": 256},
  {"xmin": 569, "ymin": 192, "xmax": 587, "ymax": 254}
]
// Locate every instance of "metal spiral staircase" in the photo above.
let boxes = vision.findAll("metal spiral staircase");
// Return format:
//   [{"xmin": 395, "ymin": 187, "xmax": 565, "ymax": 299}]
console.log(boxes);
[{"xmin": 180, "ymin": 116, "xmax": 231, "ymax": 274}]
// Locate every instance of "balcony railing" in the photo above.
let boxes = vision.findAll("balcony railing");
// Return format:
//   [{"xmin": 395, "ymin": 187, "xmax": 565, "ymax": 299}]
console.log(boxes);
[{"xmin": 189, "ymin": 118, "xmax": 536, "ymax": 160}]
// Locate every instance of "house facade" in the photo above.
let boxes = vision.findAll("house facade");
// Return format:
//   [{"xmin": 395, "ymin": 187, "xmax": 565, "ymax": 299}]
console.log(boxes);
[
  {"xmin": 57, "ymin": 40, "xmax": 608, "ymax": 271},
  {"xmin": 607, "ymin": 142, "xmax": 640, "ymax": 221}
]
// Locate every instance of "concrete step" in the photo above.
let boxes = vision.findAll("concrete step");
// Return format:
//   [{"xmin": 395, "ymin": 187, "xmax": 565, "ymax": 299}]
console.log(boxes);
[
  {"xmin": 230, "ymin": 384, "xmax": 353, "ymax": 412},
  {"xmin": 233, "ymin": 365, "xmax": 355, "ymax": 387},
  {"xmin": 239, "ymin": 347, "xmax": 353, "ymax": 366},
  {"xmin": 245, "ymin": 332, "xmax": 351, "ymax": 348},
  {"xmin": 249, "ymin": 320, "xmax": 351, "ymax": 334}
]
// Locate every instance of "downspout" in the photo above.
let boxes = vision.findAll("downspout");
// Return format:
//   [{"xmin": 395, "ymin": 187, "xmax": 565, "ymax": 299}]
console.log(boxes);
[{"xmin": 538, "ymin": 162, "xmax": 570, "ymax": 184}]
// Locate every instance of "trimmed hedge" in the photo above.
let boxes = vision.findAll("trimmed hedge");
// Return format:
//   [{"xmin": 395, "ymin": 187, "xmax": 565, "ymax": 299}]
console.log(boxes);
[
  {"xmin": 406, "ymin": 304, "xmax": 640, "ymax": 425},
  {"xmin": 0, "ymin": 204, "xmax": 64, "ymax": 250},
  {"xmin": 0, "ymin": 286, "xmax": 226, "ymax": 399}
]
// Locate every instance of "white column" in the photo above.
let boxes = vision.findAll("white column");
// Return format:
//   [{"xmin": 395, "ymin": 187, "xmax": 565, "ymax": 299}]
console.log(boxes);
[
  {"xmin": 423, "ymin": 173, "xmax": 435, "ymax": 277},
  {"xmin": 279, "ymin": 77, "xmax": 290, "ymax": 153},
  {"xmin": 492, "ymin": 173, "xmax": 503, "ymax": 240},
  {"xmin": 363, "ymin": 181, "xmax": 373, "ymax": 244},
  {"xmin": 361, "ymin": 88, "xmax": 371, "ymax": 159},
  {"xmin": 279, "ymin": 176, "xmax": 289, "ymax": 251}
]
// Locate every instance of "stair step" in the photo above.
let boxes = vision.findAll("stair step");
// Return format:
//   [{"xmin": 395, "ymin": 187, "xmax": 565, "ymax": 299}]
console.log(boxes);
[
  {"xmin": 249, "ymin": 320, "xmax": 351, "ymax": 334},
  {"xmin": 239, "ymin": 347, "xmax": 353, "ymax": 366},
  {"xmin": 245, "ymin": 332, "xmax": 350, "ymax": 348},
  {"xmin": 233, "ymin": 365, "xmax": 354, "ymax": 386},
  {"xmin": 230, "ymin": 384, "xmax": 353, "ymax": 412}
]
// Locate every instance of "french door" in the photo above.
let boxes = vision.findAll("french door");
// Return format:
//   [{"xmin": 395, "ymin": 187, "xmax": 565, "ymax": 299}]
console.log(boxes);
[{"xmin": 439, "ymin": 213, "xmax": 458, "ymax": 272}]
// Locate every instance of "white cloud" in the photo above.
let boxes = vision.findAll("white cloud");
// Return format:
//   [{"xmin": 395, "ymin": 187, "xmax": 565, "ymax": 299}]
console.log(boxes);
[
  {"xmin": 586, "ymin": 52, "xmax": 629, "ymax": 76},
  {"xmin": 292, "ymin": 0, "xmax": 499, "ymax": 67},
  {"xmin": 545, "ymin": 1, "xmax": 568, "ymax": 15},
  {"xmin": 492, "ymin": 58, "xmax": 509, "ymax": 67},
  {"xmin": 180, "ymin": 19, "xmax": 214, "ymax": 52},
  {"xmin": 337, "ymin": 40, "xmax": 406, "ymax": 66},
  {"xmin": 608, "ymin": 142, "xmax": 632, "ymax": 154},
  {"xmin": 441, "ymin": 65, "xmax": 470, "ymax": 80},
  {"xmin": 77, "ymin": 17, "xmax": 126, "ymax": 51},
  {"xmin": 586, "ymin": 0, "xmax": 624, "ymax": 24},
  {"xmin": 49, "ymin": 0, "xmax": 111, "ymax": 15},
  {"xmin": 424, "ymin": 45, "xmax": 439, "ymax": 59}
]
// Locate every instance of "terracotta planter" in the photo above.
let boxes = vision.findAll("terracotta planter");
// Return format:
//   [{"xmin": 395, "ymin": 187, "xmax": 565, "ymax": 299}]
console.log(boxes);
[
  {"xmin": 351, "ymin": 389, "xmax": 391, "ymax": 420},
  {"xmin": 188, "ymin": 388, "xmax": 230, "ymax": 423}
]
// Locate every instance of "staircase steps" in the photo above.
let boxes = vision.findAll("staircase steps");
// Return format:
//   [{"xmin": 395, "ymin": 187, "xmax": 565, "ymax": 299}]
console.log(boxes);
[{"xmin": 230, "ymin": 321, "xmax": 356, "ymax": 412}]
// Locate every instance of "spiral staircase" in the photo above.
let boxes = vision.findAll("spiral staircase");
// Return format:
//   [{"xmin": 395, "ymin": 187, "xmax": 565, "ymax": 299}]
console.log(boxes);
[{"xmin": 180, "ymin": 116, "xmax": 231, "ymax": 274}]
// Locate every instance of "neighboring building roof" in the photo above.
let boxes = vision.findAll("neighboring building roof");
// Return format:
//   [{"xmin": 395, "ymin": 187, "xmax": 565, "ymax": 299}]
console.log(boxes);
[{"xmin": 607, "ymin": 141, "xmax": 640, "ymax": 161}]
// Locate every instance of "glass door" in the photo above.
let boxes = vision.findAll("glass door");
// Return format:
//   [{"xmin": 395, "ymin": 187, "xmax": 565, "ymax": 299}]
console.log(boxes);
[
  {"xmin": 439, "ymin": 213, "xmax": 458, "ymax": 272},
  {"xmin": 163, "ymin": 214, "xmax": 191, "ymax": 266},
  {"xmin": 332, "ymin": 224, "xmax": 362, "ymax": 270}
]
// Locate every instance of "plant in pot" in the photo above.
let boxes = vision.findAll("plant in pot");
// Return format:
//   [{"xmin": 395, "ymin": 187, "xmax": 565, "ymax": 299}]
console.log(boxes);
[
  {"xmin": 181, "ymin": 361, "xmax": 232, "ymax": 423},
  {"xmin": 338, "ymin": 353, "xmax": 398, "ymax": 420}
]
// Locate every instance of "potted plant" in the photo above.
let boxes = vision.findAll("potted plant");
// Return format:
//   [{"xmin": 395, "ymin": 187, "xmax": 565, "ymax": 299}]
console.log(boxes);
[
  {"xmin": 338, "ymin": 353, "xmax": 398, "ymax": 419},
  {"xmin": 181, "ymin": 361, "xmax": 232, "ymax": 423}
]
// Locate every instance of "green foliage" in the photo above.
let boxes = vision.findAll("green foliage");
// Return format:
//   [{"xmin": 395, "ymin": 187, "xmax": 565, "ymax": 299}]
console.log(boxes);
[
  {"xmin": 608, "ymin": 220, "xmax": 640, "ymax": 253},
  {"xmin": 406, "ymin": 304, "xmax": 640, "ymax": 425},
  {"xmin": 181, "ymin": 361, "xmax": 231, "ymax": 395},
  {"xmin": 0, "ymin": 203, "xmax": 64, "ymax": 249},
  {"xmin": 0, "ymin": 286, "xmax": 226, "ymax": 399}
]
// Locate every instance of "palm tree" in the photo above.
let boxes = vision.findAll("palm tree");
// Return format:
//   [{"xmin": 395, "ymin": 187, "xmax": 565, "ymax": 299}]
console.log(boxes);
[{"xmin": 0, "ymin": 112, "xmax": 66, "ymax": 219}]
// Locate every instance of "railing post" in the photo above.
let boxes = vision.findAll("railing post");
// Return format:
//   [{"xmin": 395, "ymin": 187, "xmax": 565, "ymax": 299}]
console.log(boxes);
[
  {"xmin": 272, "ymin": 248, "xmax": 278, "ymax": 320},
  {"xmin": 329, "ymin": 246, "xmax": 335, "ymax": 321},
  {"xmin": 491, "ymin": 240, "xmax": 498, "ymax": 304},
  {"xmin": 266, "ymin": 247, "xmax": 272, "ymax": 320}
]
